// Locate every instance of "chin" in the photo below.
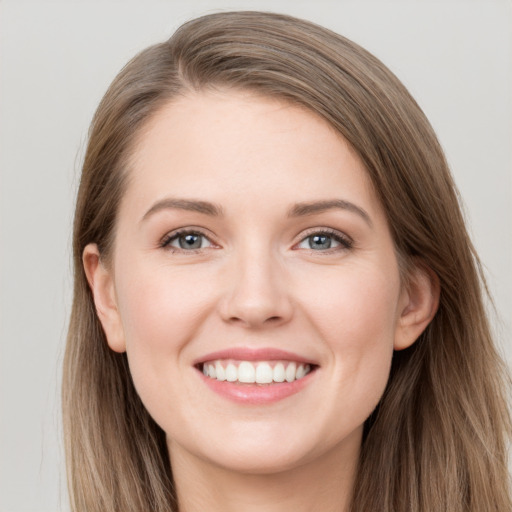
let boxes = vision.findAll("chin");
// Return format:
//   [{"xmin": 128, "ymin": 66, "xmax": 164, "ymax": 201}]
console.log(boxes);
[{"xmin": 201, "ymin": 443, "xmax": 313, "ymax": 475}]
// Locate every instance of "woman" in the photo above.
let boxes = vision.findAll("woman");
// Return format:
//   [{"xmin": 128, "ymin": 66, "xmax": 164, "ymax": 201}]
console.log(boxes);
[{"xmin": 63, "ymin": 11, "xmax": 511, "ymax": 512}]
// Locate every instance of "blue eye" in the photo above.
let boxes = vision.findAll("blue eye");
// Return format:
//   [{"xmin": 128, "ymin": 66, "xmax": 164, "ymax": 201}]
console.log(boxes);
[
  {"xmin": 297, "ymin": 231, "xmax": 352, "ymax": 251},
  {"xmin": 162, "ymin": 231, "xmax": 212, "ymax": 251},
  {"xmin": 307, "ymin": 234, "xmax": 335, "ymax": 250}
]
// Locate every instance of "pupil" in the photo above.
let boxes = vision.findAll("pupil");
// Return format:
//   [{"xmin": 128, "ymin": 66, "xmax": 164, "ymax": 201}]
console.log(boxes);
[
  {"xmin": 310, "ymin": 234, "xmax": 331, "ymax": 249},
  {"xmin": 179, "ymin": 234, "xmax": 201, "ymax": 249}
]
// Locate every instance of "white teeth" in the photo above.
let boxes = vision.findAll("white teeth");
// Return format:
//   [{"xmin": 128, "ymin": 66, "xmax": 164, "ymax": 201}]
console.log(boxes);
[
  {"xmin": 238, "ymin": 361, "xmax": 256, "ymax": 383},
  {"xmin": 215, "ymin": 361, "xmax": 226, "ymax": 381},
  {"xmin": 285, "ymin": 362, "xmax": 296, "ymax": 383},
  {"xmin": 273, "ymin": 363, "xmax": 286, "ymax": 382},
  {"xmin": 255, "ymin": 362, "xmax": 273, "ymax": 384},
  {"xmin": 225, "ymin": 363, "xmax": 237, "ymax": 382},
  {"xmin": 202, "ymin": 360, "xmax": 312, "ymax": 384}
]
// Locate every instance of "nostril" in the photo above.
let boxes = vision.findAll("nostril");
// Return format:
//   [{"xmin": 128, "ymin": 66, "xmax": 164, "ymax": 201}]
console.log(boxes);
[{"xmin": 226, "ymin": 314, "xmax": 285, "ymax": 327}]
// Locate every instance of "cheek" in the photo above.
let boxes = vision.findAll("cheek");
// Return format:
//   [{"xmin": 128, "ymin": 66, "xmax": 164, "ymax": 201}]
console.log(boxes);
[
  {"xmin": 112, "ymin": 262, "xmax": 219, "ymax": 432},
  {"xmin": 115, "ymin": 261, "xmax": 212, "ymax": 350},
  {"xmin": 113, "ymin": 261, "xmax": 215, "ymax": 395},
  {"xmin": 300, "ymin": 262, "xmax": 401, "ymax": 345},
  {"xmin": 299, "ymin": 263, "xmax": 400, "ymax": 411}
]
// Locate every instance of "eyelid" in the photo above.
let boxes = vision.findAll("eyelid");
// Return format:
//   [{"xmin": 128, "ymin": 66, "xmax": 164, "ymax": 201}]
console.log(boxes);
[
  {"xmin": 293, "ymin": 227, "xmax": 353, "ymax": 251},
  {"xmin": 158, "ymin": 226, "xmax": 353, "ymax": 253},
  {"xmin": 159, "ymin": 227, "xmax": 219, "ymax": 251}
]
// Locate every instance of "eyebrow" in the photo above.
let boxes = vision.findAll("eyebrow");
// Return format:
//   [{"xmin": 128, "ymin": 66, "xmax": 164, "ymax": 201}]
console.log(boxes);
[
  {"xmin": 141, "ymin": 198, "xmax": 224, "ymax": 222},
  {"xmin": 141, "ymin": 197, "xmax": 372, "ymax": 227},
  {"xmin": 288, "ymin": 199, "xmax": 373, "ymax": 227}
]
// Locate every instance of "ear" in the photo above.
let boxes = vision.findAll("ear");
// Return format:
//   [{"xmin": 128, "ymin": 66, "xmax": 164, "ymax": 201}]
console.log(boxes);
[
  {"xmin": 394, "ymin": 263, "xmax": 440, "ymax": 351},
  {"xmin": 82, "ymin": 243, "xmax": 126, "ymax": 353}
]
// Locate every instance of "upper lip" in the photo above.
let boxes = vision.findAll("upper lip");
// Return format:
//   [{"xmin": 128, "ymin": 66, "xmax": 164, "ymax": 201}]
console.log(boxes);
[{"xmin": 193, "ymin": 347, "xmax": 318, "ymax": 366}]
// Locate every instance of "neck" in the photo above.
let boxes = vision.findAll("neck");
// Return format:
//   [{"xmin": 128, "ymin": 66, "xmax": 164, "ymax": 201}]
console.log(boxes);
[{"xmin": 168, "ymin": 431, "xmax": 360, "ymax": 512}]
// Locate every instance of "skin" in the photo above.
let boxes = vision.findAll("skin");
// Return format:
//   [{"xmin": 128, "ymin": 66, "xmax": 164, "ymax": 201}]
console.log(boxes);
[{"xmin": 84, "ymin": 90, "xmax": 438, "ymax": 512}]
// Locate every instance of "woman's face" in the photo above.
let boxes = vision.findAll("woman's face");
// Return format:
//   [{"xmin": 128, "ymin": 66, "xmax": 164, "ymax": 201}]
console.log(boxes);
[{"xmin": 88, "ymin": 90, "xmax": 426, "ymax": 474}]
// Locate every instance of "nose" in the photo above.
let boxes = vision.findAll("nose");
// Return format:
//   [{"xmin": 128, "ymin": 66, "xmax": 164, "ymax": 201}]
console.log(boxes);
[{"xmin": 218, "ymin": 249, "xmax": 294, "ymax": 329}]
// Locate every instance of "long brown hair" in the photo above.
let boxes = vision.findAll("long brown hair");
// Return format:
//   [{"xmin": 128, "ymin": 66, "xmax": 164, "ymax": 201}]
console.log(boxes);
[{"xmin": 63, "ymin": 11, "xmax": 511, "ymax": 511}]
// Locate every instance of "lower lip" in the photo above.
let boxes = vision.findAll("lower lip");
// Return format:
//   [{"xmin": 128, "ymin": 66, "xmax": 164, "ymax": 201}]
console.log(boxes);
[{"xmin": 198, "ymin": 369, "xmax": 316, "ymax": 405}]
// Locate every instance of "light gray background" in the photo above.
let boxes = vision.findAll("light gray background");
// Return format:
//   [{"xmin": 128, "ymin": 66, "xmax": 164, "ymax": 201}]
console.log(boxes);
[{"xmin": 1, "ymin": 1, "xmax": 511, "ymax": 511}]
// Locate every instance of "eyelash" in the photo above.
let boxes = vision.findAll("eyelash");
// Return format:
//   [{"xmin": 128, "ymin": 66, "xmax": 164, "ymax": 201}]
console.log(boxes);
[
  {"xmin": 159, "ymin": 228, "xmax": 353, "ymax": 253},
  {"xmin": 160, "ymin": 229, "xmax": 214, "ymax": 253},
  {"xmin": 295, "ymin": 228, "xmax": 353, "ymax": 252}
]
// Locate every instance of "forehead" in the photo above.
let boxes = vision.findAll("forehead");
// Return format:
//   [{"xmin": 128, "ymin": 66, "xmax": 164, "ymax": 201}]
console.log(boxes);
[{"xmin": 122, "ymin": 89, "xmax": 382, "ymax": 221}]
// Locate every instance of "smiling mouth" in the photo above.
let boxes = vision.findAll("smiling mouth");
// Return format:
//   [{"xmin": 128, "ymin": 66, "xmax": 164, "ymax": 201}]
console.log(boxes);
[{"xmin": 199, "ymin": 360, "xmax": 315, "ymax": 384}]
